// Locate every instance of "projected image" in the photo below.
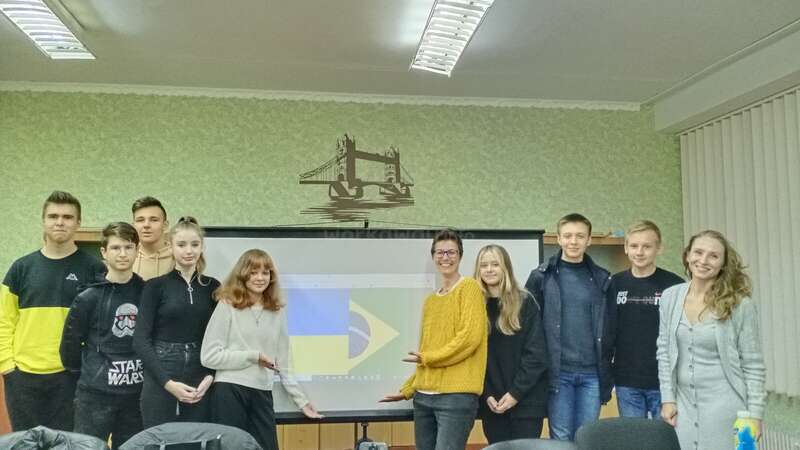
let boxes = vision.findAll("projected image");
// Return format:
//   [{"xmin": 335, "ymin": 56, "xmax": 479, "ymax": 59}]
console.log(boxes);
[
  {"xmin": 202, "ymin": 232, "xmax": 542, "ymax": 417},
  {"xmin": 286, "ymin": 288, "xmax": 402, "ymax": 376}
]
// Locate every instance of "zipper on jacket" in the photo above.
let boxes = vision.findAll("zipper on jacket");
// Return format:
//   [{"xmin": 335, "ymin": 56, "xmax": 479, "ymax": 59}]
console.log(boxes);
[{"xmin": 183, "ymin": 273, "xmax": 196, "ymax": 305}]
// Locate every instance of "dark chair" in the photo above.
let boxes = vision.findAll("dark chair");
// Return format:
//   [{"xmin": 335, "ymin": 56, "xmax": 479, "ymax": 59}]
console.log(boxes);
[
  {"xmin": 484, "ymin": 438, "xmax": 579, "ymax": 450},
  {"xmin": 575, "ymin": 417, "xmax": 680, "ymax": 450},
  {"xmin": 142, "ymin": 438, "xmax": 221, "ymax": 450},
  {"xmin": 118, "ymin": 422, "xmax": 261, "ymax": 450},
  {"xmin": 0, "ymin": 425, "xmax": 109, "ymax": 449}
]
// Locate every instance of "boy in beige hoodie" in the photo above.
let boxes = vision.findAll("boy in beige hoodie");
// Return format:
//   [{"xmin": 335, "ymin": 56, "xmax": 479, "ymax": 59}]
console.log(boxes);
[{"xmin": 131, "ymin": 196, "xmax": 174, "ymax": 280}]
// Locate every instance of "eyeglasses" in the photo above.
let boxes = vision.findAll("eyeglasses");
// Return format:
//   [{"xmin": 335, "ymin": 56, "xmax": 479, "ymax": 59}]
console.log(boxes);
[{"xmin": 433, "ymin": 249, "xmax": 459, "ymax": 258}]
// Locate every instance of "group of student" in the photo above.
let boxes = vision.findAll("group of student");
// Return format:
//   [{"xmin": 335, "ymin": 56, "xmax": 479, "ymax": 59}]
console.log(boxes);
[
  {"xmin": 381, "ymin": 215, "xmax": 765, "ymax": 450},
  {"xmin": 0, "ymin": 192, "xmax": 766, "ymax": 450},
  {"xmin": 0, "ymin": 191, "xmax": 321, "ymax": 450}
]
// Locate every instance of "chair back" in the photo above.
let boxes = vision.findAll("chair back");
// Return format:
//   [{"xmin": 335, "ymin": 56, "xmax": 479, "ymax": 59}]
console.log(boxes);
[
  {"xmin": 575, "ymin": 417, "xmax": 680, "ymax": 450},
  {"xmin": 119, "ymin": 422, "xmax": 260, "ymax": 450},
  {"xmin": 0, "ymin": 425, "xmax": 109, "ymax": 449},
  {"xmin": 143, "ymin": 436, "xmax": 222, "ymax": 450},
  {"xmin": 484, "ymin": 438, "xmax": 579, "ymax": 450}
]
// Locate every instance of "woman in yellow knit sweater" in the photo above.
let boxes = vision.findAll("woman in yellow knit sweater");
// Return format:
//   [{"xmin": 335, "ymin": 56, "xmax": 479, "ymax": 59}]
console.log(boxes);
[{"xmin": 381, "ymin": 229, "xmax": 488, "ymax": 450}]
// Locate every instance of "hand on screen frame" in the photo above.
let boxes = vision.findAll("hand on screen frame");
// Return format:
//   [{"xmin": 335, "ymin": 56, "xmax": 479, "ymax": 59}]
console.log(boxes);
[
  {"xmin": 379, "ymin": 393, "xmax": 405, "ymax": 403},
  {"xmin": 402, "ymin": 351, "xmax": 422, "ymax": 364},
  {"xmin": 302, "ymin": 403, "xmax": 324, "ymax": 419}
]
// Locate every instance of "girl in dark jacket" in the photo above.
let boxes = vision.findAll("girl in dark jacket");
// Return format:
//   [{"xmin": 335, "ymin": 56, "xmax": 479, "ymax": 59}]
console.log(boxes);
[
  {"xmin": 474, "ymin": 244, "xmax": 548, "ymax": 444},
  {"xmin": 133, "ymin": 216, "xmax": 220, "ymax": 427}
]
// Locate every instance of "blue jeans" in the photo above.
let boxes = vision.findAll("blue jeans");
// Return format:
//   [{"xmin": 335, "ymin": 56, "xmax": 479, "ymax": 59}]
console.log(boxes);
[
  {"xmin": 615, "ymin": 386, "xmax": 661, "ymax": 419},
  {"xmin": 413, "ymin": 392, "xmax": 478, "ymax": 450},
  {"xmin": 548, "ymin": 371, "xmax": 601, "ymax": 441}
]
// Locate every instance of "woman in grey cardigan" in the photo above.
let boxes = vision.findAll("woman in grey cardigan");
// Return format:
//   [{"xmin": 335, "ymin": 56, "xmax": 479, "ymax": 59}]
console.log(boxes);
[
  {"xmin": 657, "ymin": 230, "xmax": 766, "ymax": 450},
  {"xmin": 201, "ymin": 249, "xmax": 323, "ymax": 450}
]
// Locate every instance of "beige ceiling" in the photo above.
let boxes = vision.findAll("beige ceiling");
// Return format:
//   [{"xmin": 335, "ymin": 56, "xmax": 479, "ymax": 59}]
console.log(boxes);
[{"xmin": 2, "ymin": 0, "xmax": 800, "ymax": 102}]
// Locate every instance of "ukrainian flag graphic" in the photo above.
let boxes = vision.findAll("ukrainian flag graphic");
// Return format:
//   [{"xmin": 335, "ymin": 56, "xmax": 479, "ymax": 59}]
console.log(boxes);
[{"xmin": 287, "ymin": 288, "xmax": 399, "ymax": 375}]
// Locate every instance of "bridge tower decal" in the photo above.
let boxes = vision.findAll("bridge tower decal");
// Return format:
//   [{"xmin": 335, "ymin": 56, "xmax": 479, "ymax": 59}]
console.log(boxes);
[{"xmin": 299, "ymin": 135, "xmax": 414, "ymax": 200}]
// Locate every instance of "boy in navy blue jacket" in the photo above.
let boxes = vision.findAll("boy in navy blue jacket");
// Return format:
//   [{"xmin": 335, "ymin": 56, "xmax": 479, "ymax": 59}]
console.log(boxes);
[
  {"xmin": 61, "ymin": 222, "xmax": 145, "ymax": 449},
  {"xmin": 525, "ymin": 213, "xmax": 614, "ymax": 441}
]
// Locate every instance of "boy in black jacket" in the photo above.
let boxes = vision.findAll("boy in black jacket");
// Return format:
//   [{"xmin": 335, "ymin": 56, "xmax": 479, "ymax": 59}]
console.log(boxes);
[{"xmin": 61, "ymin": 222, "xmax": 145, "ymax": 449}]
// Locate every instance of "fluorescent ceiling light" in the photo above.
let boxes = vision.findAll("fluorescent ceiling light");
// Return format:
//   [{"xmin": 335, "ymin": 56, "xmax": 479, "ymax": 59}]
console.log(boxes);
[
  {"xmin": 410, "ymin": 0, "xmax": 495, "ymax": 77},
  {"xmin": 0, "ymin": 0, "xmax": 94, "ymax": 60}
]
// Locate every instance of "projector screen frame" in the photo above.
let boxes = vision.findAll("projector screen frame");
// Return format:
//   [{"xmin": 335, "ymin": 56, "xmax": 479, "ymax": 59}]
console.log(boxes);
[{"xmin": 203, "ymin": 226, "xmax": 544, "ymax": 424}]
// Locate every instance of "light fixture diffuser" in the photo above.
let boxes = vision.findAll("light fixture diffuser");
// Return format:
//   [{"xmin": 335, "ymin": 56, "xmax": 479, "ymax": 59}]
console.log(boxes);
[
  {"xmin": 0, "ymin": 0, "xmax": 94, "ymax": 59},
  {"xmin": 410, "ymin": 0, "xmax": 494, "ymax": 77}
]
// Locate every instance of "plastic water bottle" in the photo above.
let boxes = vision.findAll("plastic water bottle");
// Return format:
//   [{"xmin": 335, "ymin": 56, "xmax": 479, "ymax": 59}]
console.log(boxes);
[{"xmin": 734, "ymin": 410, "xmax": 759, "ymax": 450}]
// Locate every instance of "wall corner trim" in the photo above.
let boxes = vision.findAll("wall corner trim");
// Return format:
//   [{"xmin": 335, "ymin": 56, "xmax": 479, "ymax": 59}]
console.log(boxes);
[{"xmin": 0, "ymin": 81, "xmax": 641, "ymax": 112}]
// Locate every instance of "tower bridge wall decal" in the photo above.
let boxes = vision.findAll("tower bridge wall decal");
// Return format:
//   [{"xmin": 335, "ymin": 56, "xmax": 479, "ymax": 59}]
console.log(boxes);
[
  {"xmin": 299, "ymin": 135, "xmax": 416, "ymax": 222},
  {"xmin": 300, "ymin": 134, "xmax": 414, "ymax": 200}
]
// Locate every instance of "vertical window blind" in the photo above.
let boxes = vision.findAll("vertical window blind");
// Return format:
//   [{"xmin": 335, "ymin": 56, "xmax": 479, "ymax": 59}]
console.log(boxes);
[{"xmin": 680, "ymin": 86, "xmax": 800, "ymax": 398}]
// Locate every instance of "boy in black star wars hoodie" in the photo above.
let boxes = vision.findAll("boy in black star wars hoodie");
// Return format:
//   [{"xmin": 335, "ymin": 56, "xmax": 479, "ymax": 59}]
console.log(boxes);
[{"xmin": 60, "ymin": 222, "xmax": 145, "ymax": 449}]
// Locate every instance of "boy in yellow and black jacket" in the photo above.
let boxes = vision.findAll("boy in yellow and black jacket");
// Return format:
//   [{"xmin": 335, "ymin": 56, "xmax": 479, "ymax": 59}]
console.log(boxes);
[{"xmin": 0, "ymin": 191, "xmax": 105, "ymax": 431}]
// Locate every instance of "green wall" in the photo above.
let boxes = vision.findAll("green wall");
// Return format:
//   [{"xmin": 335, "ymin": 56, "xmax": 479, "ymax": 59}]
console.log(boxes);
[
  {"xmin": 4, "ymin": 90, "xmax": 799, "ymax": 436},
  {"xmin": 0, "ymin": 90, "xmax": 683, "ymax": 275}
]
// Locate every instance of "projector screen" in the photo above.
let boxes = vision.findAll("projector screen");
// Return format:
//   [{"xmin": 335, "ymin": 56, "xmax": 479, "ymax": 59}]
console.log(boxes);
[{"xmin": 202, "ymin": 227, "xmax": 543, "ymax": 423}]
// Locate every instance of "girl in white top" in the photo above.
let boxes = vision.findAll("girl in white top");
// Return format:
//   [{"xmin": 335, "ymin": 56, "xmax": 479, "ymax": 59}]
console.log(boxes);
[{"xmin": 201, "ymin": 249, "xmax": 322, "ymax": 450}]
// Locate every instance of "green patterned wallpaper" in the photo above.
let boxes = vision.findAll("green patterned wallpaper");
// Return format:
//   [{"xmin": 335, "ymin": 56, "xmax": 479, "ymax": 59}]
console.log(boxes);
[{"xmin": 0, "ymin": 90, "xmax": 683, "ymax": 275}]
